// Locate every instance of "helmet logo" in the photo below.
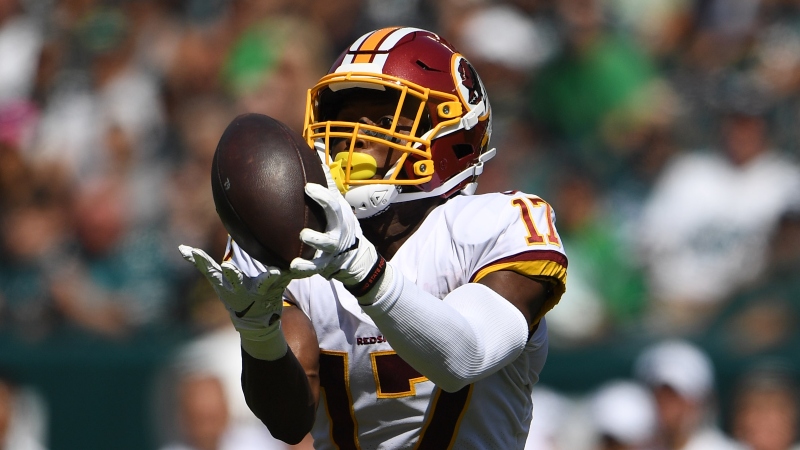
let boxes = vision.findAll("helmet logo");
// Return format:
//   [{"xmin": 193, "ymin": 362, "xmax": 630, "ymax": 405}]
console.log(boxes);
[{"xmin": 457, "ymin": 57, "xmax": 483, "ymax": 106}]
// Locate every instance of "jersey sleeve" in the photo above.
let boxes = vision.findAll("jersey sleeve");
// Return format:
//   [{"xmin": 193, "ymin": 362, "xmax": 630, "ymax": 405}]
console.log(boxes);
[{"xmin": 451, "ymin": 192, "xmax": 568, "ymax": 323}]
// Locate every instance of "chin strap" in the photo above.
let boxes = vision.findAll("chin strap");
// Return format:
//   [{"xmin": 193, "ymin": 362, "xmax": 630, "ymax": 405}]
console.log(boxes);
[
  {"xmin": 316, "ymin": 142, "xmax": 496, "ymax": 219},
  {"xmin": 393, "ymin": 147, "xmax": 496, "ymax": 203}
]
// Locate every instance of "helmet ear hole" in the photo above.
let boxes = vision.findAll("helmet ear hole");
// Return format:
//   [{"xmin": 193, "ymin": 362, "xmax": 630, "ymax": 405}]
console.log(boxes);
[{"xmin": 452, "ymin": 143, "xmax": 474, "ymax": 159}]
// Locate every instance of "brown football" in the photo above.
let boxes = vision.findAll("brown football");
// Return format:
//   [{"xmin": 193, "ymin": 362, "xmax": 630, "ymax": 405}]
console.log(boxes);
[{"xmin": 211, "ymin": 113, "xmax": 327, "ymax": 269}]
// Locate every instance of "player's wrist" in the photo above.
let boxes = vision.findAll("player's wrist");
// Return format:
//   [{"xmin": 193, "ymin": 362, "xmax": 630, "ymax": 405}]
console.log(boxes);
[
  {"xmin": 237, "ymin": 319, "xmax": 288, "ymax": 361},
  {"xmin": 330, "ymin": 236, "xmax": 384, "ymax": 288},
  {"xmin": 343, "ymin": 253, "xmax": 387, "ymax": 298},
  {"xmin": 355, "ymin": 260, "xmax": 396, "ymax": 306}
]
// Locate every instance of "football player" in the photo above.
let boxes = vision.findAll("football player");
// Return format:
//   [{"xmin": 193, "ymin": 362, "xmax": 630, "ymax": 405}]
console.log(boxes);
[{"xmin": 180, "ymin": 27, "xmax": 568, "ymax": 449}]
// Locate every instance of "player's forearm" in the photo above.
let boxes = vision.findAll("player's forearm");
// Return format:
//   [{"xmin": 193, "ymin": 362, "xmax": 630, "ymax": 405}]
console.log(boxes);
[
  {"xmin": 241, "ymin": 347, "xmax": 316, "ymax": 444},
  {"xmin": 359, "ymin": 264, "xmax": 529, "ymax": 392}
]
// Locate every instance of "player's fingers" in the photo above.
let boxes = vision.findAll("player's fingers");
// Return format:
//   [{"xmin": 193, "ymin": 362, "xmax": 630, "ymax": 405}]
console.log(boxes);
[
  {"xmin": 336, "ymin": 195, "xmax": 356, "ymax": 219},
  {"xmin": 289, "ymin": 257, "xmax": 322, "ymax": 276},
  {"xmin": 221, "ymin": 262, "xmax": 243, "ymax": 288},
  {"xmin": 304, "ymin": 182, "xmax": 333, "ymax": 205},
  {"xmin": 178, "ymin": 245, "xmax": 195, "ymax": 263},
  {"xmin": 183, "ymin": 246, "xmax": 221, "ymax": 279},
  {"xmin": 189, "ymin": 247, "xmax": 215, "ymax": 267},
  {"xmin": 299, "ymin": 228, "xmax": 338, "ymax": 252},
  {"xmin": 305, "ymin": 183, "xmax": 342, "ymax": 225},
  {"xmin": 319, "ymin": 161, "xmax": 339, "ymax": 193},
  {"xmin": 266, "ymin": 267, "xmax": 283, "ymax": 277},
  {"xmin": 254, "ymin": 271, "xmax": 278, "ymax": 296}
]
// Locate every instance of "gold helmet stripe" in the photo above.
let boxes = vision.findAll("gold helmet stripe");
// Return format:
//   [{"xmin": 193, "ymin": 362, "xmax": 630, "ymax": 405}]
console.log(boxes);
[
  {"xmin": 357, "ymin": 26, "xmax": 402, "ymax": 52},
  {"xmin": 353, "ymin": 27, "xmax": 402, "ymax": 63}
]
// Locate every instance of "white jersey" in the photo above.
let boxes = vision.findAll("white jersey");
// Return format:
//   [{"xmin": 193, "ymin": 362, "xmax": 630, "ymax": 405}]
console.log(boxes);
[{"xmin": 229, "ymin": 191, "xmax": 568, "ymax": 450}]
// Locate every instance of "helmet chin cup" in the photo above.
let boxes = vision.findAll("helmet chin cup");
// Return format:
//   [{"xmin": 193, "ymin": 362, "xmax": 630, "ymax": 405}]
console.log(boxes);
[{"xmin": 345, "ymin": 184, "xmax": 400, "ymax": 219}]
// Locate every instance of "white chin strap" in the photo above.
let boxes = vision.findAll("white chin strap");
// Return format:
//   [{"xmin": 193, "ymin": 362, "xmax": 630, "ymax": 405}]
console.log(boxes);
[
  {"xmin": 345, "ymin": 147, "xmax": 496, "ymax": 219},
  {"xmin": 315, "ymin": 141, "xmax": 496, "ymax": 220}
]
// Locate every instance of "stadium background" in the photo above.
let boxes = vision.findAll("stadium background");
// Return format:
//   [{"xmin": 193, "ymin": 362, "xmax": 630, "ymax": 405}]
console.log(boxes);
[{"xmin": 0, "ymin": 0, "xmax": 799, "ymax": 448}]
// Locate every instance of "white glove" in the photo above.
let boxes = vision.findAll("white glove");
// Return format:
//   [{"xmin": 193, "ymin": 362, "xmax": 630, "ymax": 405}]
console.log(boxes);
[
  {"xmin": 179, "ymin": 244, "xmax": 291, "ymax": 360},
  {"xmin": 290, "ymin": 183, "xmax": 387, "ymax": 297}
]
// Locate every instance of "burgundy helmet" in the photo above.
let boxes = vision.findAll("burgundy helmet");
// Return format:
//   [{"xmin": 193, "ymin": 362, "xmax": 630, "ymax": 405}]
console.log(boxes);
[{"xmin": 303, "ymin": 27, "xmax": 494, "ymax": 218}]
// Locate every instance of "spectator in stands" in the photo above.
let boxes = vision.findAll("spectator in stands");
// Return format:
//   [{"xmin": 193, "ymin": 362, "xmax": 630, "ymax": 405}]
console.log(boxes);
[
  {"xmin": 524, "ymin": 386, "xmax": 572, "ymax": 450},
  {"xmin": 544, "ymin": 167, "xmax": 649, "ymax": 344},
  {"xmin": 702, "ymin": 202, "xmax": 800, "ymax": 356},
  {"xmin": 222, "ymin": 15, "xmax": 330, "ymax": 133},
  {"xmin": 588, "ymin": 379, "xmax": 658, "ymax": 450},
  {"xmin": 165, "ymin": 95, "xmax": 235, "ymax": 280},
  {"xmin": 635, "ymin": 76, "xmax": 800, "ymax": 334},
  {"xmin": 634, "ymin": 339, "xmax": 739, "ymax": 450},
  {"xmin": 0, "ymin": 0, "xmax": 43, "ymax": 107},
  {"xmin": 526, "ymin": 0, "xmax": 658, "ymax": 184},
  {"xmin": 454, "ymin": 3, "xmax": 559, "ymax": 196},
  {"xmin": 32, "ymin": 3, "xmax": 168, "ymax": 190},
  {"xmin": 0, "ymin": 143, "xmax": 70, "ymax": 340},
  {"xmin": 0, "ymin": 371, "xmax": 48, "ymax": 450},
  {"xmin": 165, "ymin": 280, "xmax": 311, "ymax": 450},
  {"xmin": 730, "ymin": 364, "xmax": 800, "ymax": 450},
  {"xmin": 49, "ymin": 177, "xmax": 174, "ymax": 337},
  {"xmin": 159, "ymin": 372, "xmax": 287, "ymax": 450}
]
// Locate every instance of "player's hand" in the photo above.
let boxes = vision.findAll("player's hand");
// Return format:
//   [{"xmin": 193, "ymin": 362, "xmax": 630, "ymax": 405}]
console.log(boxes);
[
  {"xmin": 290, "ymin": 183, "xmax": 385, "ymax": 296},
  {"xmin": 179, "ymin": 245, "xmax": 291, "ymax": 357}
]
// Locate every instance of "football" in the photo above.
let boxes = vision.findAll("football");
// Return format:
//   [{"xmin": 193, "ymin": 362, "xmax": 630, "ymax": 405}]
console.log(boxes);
[{"xmin": 211, "ymin": 113, "xmax": 327, "ymax": 269}]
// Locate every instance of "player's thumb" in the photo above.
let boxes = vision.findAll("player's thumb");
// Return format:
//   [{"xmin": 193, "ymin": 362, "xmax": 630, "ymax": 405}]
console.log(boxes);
[
  {"xmin": 289, "ymin": 256, "xmax": 322, "ymax": 277},
  {"xmin": 178, "ymin": 244, "xmax": 195, "ymax": 263}
]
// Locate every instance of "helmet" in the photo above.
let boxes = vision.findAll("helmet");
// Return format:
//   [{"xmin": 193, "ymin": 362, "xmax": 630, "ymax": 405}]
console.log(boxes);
[{"xmin": 303, "ymin": 27, "xmax": 495, "ymax": 218}]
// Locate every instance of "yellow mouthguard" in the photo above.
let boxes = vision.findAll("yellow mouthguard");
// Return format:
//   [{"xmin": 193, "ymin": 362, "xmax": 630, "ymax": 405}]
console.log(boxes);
[{"xmin": 328, "ymin": 152, "xmax": 378, "ymax": 194}]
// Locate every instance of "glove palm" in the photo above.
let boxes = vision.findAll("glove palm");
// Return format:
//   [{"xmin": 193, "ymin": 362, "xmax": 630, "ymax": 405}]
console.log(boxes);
[{"xmin": 179, "ymin": 245, "xmax": 291, "ymax": 359}]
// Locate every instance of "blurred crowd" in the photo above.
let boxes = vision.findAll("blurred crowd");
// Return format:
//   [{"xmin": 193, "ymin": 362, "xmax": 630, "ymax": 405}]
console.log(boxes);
[{"xmin": 1, "ymin": 0, "xmax": 800, "ymax": 449}]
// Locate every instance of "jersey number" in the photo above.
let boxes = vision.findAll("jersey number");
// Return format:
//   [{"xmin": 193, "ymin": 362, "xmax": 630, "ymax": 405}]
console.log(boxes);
[
  {"xmin": 319, "ymin": 350, "xmax": 472, "ymax": 450},
  {"xmin": 512, "ymin": 197, "xmax": 561, "ymax": 246}
]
